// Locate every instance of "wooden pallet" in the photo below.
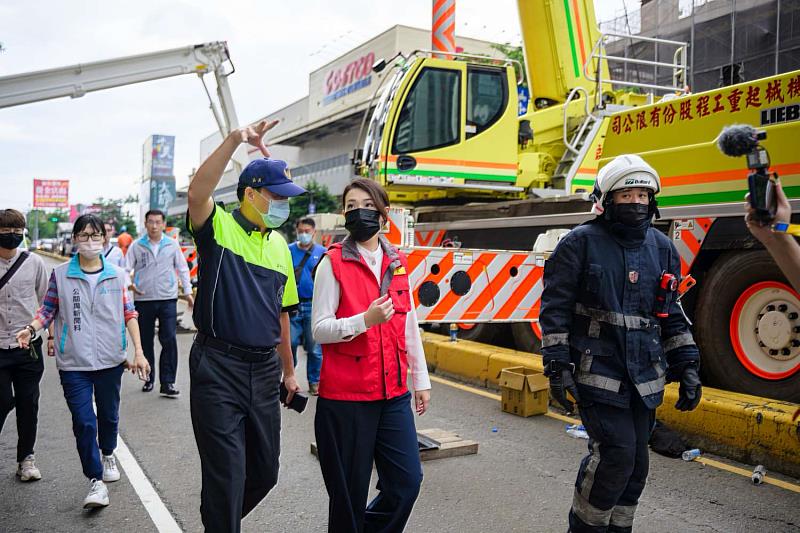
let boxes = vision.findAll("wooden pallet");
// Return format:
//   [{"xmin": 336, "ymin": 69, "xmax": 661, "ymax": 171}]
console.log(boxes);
[{"xmin": 310, "ymin": 428, "xmax": 478, "ymax": 462}]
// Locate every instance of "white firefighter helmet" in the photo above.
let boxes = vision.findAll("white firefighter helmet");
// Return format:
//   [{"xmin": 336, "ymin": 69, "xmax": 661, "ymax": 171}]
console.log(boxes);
[{"xmin": 590, "ymin": 154, "xmax": 661, "ymax": 215}]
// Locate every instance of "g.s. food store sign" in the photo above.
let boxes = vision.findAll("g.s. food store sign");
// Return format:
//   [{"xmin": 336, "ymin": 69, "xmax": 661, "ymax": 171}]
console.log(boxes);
[{"xmin": 323, "ymin": 52, "xmax": 375, "ymax": 106}]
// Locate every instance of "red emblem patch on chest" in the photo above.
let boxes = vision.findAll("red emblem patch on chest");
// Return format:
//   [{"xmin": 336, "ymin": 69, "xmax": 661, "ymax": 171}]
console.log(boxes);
[{"xmin": 628, "ymin": 271, "xmax": 639, "ymax": 284}]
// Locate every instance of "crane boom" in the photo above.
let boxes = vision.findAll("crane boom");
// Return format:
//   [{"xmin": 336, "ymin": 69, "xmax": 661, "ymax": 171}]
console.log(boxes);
[
  {"xmin": 0, "ymin": 41, "xmax": 244, "ymax": 176},
  {"xmin": 517, "ymin": 0, "xmax": 608, "ymax": 106}
]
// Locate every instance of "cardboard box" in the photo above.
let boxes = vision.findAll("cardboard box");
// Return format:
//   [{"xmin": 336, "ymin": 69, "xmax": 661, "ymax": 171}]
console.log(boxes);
[{"xmin": 499, "ymin": 366, "xmax": 549, "ymax": 417}]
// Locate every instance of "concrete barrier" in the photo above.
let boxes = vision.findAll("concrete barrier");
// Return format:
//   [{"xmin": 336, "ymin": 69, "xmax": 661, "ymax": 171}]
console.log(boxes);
[{"xmin": 421, "ymin": 332, "xmax": 800, "ymax": 478}]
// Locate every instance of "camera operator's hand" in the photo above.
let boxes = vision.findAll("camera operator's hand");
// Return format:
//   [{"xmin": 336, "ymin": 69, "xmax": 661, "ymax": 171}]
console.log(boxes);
[{"xmin": 745, "ymin": 178, "xmax": 791, "ymax": 244}]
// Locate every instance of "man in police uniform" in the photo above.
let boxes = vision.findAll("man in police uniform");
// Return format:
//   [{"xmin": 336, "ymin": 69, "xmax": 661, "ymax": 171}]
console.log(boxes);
[
  {"xmin": 187, "ymin": 119, "xmax": 304, "ymax": 533},
  {"xmin": 540, "ymin": 154, "xmax": 702, "ymax": 533}
]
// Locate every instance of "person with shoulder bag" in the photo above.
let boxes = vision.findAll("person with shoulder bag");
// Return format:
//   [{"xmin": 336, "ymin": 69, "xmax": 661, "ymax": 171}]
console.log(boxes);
[{"xmin": 0, "ymin": 209, "xmax": 49, "ymax": 482}]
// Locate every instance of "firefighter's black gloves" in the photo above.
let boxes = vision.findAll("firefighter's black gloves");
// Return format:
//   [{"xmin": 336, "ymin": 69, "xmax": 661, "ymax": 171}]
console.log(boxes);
[
  {"xmin": 675, "ymin": 364, "xmax": 702, "ymax": 411},
  {"xmin": 545, "ymin": 361, "xmax": 580, "ymax": 413}
]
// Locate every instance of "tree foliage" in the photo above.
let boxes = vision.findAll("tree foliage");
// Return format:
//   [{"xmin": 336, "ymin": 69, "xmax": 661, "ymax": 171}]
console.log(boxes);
[
  {"xmin": 491, "ymin": 42, "xmax": 527, "ymax": 88},
  {"xmin": 26, "ymin": 209, "xmax": 69, "ymax": 239},
  {"xmin": 283, "ymin": 180, "xmax": 339, "ymax": 240}
]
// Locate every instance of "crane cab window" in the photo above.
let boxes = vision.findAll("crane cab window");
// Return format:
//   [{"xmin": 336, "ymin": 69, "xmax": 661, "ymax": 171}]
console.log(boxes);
[
  {"xmin": 392, "ymin": 68, "xmax": 460, "ymax": 154},
  {"xmin": 466, "ymin": 67, "xmax": 506, "ymax": 137}
]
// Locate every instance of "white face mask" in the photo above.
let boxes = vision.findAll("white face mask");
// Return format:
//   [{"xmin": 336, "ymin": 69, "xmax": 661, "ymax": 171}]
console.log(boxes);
[{"xmin": 78, "ymin": 240, "xmax": 103, "ymax": 259}]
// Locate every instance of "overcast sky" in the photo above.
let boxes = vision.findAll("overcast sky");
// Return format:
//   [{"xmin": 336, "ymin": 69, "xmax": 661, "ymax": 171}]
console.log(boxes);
[{"xmin": 0, "ymin": 0, "xmax": 630, "ymax": 211}]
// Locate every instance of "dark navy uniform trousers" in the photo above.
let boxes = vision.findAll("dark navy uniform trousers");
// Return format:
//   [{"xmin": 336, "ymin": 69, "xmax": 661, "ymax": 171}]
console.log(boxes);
[
  {"xmin": 570, "ymin": 391, "xmax": 655, "ymax": 533},
  {"xmin": 189, "ymin": 341, "xmax": 281, "ymax": 533},
  {"xmin": 315, "ymin": 391, "xmax": 423, "ymax": 533}
]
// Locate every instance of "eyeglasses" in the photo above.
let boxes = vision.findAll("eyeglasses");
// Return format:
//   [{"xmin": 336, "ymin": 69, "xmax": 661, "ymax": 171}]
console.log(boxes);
[{"xmin": 75, "ymin": 233, "xmax": 103, "ymax": 242}]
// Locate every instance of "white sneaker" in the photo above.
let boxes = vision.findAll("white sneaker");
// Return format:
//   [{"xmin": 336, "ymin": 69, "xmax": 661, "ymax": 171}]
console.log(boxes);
[
  {"xmin": 102, "ymin": 454, "xmax": 120, "ymax": 482},
  {"xmin": 83, "ymin": 479, "xmax": 109, "ymax": 509},
  {"xmin": 16, "ymin": 454, "xmax": 42, "ymax": 482}
]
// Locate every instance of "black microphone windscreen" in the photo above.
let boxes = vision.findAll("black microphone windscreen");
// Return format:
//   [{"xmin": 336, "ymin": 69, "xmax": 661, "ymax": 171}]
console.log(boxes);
[{"xmin": 717, "ymin": 124, "xmax": 759, "ymax": 157}]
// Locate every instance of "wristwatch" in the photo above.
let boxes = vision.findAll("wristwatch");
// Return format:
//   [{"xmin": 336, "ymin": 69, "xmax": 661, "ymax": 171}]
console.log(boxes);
[{"xmin": 25, "ymin": 325, "xmax": 36, "ymax": 337}]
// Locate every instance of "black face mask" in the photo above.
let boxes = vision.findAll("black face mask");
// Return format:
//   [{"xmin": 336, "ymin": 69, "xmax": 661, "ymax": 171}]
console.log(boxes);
[
  {"xmin": 0, "ymin": 233, "xmax": 23, "ymax": 250},
  {"xmin": 345, "ymin": 208, "xmax": 382, "ymax": 242},
  {"xmin": 611, "ymin": 203, "xmax": 651, "ymax": 227}
]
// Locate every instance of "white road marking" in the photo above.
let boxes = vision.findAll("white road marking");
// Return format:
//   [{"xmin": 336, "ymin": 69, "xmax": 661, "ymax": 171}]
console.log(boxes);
[{"xmin": 115, "ymin": 435, "xmax": 183, "ymax": 532}]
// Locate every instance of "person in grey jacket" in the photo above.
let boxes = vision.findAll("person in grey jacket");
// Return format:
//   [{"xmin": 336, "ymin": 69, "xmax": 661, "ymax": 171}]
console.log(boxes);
[
  {"xmin": 126, "ymin": 209, "xmax": 193, "ymax": 396},
  {"xmin": 16, "ymin": 214, "xmax": 150, "ymax": 510}
]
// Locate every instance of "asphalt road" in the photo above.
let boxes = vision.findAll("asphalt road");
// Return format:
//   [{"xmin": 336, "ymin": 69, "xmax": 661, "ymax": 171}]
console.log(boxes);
[{"xmin": 0, "ymin": 255, "xmax": 798, "ymax": 532}]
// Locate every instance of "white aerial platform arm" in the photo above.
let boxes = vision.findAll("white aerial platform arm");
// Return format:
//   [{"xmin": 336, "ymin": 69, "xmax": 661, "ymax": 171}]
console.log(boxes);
[{"xmin": 0, "ymin": 41, "xmax": 247, "ymax": 175}]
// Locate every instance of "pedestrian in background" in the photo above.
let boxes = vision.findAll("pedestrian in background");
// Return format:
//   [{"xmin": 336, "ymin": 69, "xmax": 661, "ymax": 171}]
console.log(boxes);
[
  {"xmin": 126, "ymin": 209, "xmax": 193, "ymax": 397},
  {"xmin": 102, "ymin": 222, "xmax": 126, "ymax": 269},
  {"xmin": 289, "ymin": 216, "xmax": 325, "ymax": 395},
  {"xmin": 187, "ymin": 119, "xmax": 304, "ymax": 533},
  {"xmin": 15, "ymin": 214, "xmax": 150, "ymax": 510},
  {"xmin": 116, "ymin": 226, "xmax": 133, "ymax": 256},
  {"xmin": 312, "ymin": 178, "xmax": 431, "ymax": 533},
  {"xmin": 540, "ymin": 155, "xmax": 701, "ymax": 533},
  {"xmin": 0, "ymin": 209, "xmax": 48, "ymax": 482}
]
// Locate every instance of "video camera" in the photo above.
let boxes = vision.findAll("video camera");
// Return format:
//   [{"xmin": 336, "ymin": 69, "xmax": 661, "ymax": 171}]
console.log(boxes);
[{"xmin": 717, "ymin": 124, "xmax": 776, "ymax": 223}]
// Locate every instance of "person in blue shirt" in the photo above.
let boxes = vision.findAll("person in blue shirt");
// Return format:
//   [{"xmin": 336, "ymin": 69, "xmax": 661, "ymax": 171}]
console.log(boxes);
[{"xmin": 289, "ymin": 217, "xmax": 326, "ymax": 395}]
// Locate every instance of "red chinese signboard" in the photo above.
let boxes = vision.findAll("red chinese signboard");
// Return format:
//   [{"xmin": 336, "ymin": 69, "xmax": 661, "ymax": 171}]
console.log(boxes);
[{"xmin": 33, "ymin": 179, "xmax": 69, "ymax": 208}]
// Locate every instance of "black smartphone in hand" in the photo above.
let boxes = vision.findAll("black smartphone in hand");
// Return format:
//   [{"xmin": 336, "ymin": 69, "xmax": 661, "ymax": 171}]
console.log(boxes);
[
  {"xmin": 280, "ymin": 382, "xmax": 308, "ymax": 413},
  {"xmin": 748, "ymin": 172, "xmax": 777, "ymax": 223}
]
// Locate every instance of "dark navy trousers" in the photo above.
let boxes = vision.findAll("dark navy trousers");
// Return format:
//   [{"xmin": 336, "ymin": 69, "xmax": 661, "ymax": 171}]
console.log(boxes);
[
  {"xmin": 189, "ymin": 341, "xmax": 281, "ymax": 533},
  {"xmin": 59, "ymin": 363, "xmax": 124, "ymax": 480},
  {"xmin": 314, "ymin": 391, "xmax": 423, "ymax": 533},
  {"xmin": 569, "ymin": 392, "xmax": 655, "ymax": 533},
  {"xmin": 135, "ymin": 299, "xmax": 178, "ymax": 385}
]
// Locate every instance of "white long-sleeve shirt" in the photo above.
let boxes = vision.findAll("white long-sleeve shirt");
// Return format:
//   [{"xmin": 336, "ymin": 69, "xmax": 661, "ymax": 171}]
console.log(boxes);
[{"xmin": 311, "ymin": 243, "xmax": 431, "ymax": 391}]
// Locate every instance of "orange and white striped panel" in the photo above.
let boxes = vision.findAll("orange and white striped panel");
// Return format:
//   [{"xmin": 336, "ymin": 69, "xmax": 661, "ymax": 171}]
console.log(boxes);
[
  {"xmin": 182, "ymin": 246, "xmax": 198, "ymax": 282},
  {"xmin": 415, "ymin": 230, "xmax": 447, "ymax": 247},
  {"xmin": 406, "ymin": 247, "xmax": 545, "ymax": 324},
  {"xmin": 670, "ymin": 218, "xmax": 714, "ymax": 277}
]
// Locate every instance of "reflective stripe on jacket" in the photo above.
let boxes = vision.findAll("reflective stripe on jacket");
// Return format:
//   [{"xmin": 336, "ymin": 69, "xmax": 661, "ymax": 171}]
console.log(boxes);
[{"xmin": 540, "ymin": 220, "xmax": 700, "ymax": 409}]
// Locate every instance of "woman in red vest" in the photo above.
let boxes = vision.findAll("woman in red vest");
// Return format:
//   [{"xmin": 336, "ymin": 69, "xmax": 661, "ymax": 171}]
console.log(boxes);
[{"xmin": 311, "ymin": 178, "xmax": 431, "ymax": 532}]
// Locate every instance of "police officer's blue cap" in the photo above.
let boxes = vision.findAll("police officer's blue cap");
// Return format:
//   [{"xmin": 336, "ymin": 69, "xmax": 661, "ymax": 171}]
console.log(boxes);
[{"xmin": 239, "ymin": 158, "xmax": 306, "ymax": 197}]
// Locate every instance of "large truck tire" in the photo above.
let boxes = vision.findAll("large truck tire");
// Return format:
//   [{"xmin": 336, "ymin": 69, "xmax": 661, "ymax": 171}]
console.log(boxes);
[
  {"xmin": 512, "ymin": 322, "xmax": 543, "ymax": 354},
  {"xmin": 695, "ymin": 251, "xmax": 800, "ymax": 402}
]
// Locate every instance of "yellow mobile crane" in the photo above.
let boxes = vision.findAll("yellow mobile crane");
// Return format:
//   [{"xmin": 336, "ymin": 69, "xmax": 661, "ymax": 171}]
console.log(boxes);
[{"xmin": 350, "ymin": 1, "xmax": 800, "ymax": 402}]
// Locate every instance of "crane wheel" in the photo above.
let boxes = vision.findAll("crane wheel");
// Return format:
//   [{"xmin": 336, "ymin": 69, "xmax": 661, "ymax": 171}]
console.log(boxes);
[{"xmin": 695, "ymin": 251, "xmax": 800, "ymax": 402}]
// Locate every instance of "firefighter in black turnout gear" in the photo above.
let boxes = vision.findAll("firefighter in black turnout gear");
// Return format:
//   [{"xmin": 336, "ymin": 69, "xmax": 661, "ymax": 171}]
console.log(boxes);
[{"xmin": 540, "ymin": 154, "xmax": 702, "ymax": 533}]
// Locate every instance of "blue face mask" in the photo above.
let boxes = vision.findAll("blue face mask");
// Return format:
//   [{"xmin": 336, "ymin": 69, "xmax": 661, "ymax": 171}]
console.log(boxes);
[
  {"xmin": 297, "ymin": 233, "xmax": 313, "ymax": 245},
  {"xmin": 254, "ymin": 192, "xmax": 290, "ymax": 228}
]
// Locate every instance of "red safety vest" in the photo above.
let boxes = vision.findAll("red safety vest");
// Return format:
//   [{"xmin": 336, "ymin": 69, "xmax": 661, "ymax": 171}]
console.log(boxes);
[{"xmin": 318, "ymin": 239, "xmax": 412, "ymax": 401}]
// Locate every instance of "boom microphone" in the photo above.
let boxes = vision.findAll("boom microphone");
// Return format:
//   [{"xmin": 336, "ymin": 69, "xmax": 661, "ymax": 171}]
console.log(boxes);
[{"xmin": 717, "ymin": 124, "xmax": 761, "ymax": 157}]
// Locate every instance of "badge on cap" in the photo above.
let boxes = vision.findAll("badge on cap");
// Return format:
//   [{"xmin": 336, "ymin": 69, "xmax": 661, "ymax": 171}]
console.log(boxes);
[
  {"xmin": 284, "ymin": 167, "xmax": 292, "ymax": 179},
  {"xmin": 628, "ymin": 271, "xmax": 639, "ymax": 284}
]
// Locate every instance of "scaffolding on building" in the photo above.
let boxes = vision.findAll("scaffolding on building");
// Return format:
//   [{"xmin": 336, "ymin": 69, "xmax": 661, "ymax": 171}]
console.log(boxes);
[{"xmin": 599, "ymin": 0, "xmax": 800, "ymax": 93}]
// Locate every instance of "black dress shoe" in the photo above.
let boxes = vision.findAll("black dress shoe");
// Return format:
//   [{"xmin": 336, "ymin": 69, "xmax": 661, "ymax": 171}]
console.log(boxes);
[
  {"xmin": 142, "ymin": 382, "xmax": 154, "ymax": 393},
  {"xmin": 160, "ymin": 383, "xmax": 180, "ymax": 398}
]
